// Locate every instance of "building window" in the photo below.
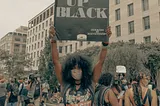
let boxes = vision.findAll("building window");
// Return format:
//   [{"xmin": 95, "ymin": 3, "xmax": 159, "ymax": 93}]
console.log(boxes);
[
  {"xmin": 50, "ymin": 18, "xmax": 52, "ymax": 25},
  {"xmin": 31, "ymin": 53, "xmax": 33, "ymax": 58},
  {"xmin": 143, "ymin": 16, "xmax": 150, "ymax": 30},
  {"xmin": 34, "ymin": 43, "xmax": 36, "ymax": 49},
  {"xmin": 45, "ymin": 30, "xmax": 48, "ymax": 37},
  {"xmin": 129, "ymin": 39, "xmax": 135, "ymax": 44},
  {"xmin": 46, "ymin": 20, "xmax": 48, "ymax": 27},
  {"xmin": 70, "ymin": 45, "xmax": 72, "ymax": 52},
  {"xmin": 47, "ymin": 9, "xmax": 49, "ymax": 18},
  {"xmin": 42, "ymin": 32, "xmax": 44, "ymax": 38},
  {"xmin": 144, "ymin": 36, "xmax": 151, "ymax": 43},
  {"xmin": 38, "ymin": 33, "xmax": 40, "ymax": 39},
  {"xmin": 75, "ymin": 43, "xmax": 77, "ymax": 51},
  {"xmin": 79, "ymin": 41, "xmax": 83, "ymax": 46},
  {"xmin": 50, "ymin": 7, "xmax": 53, "ymax": 15},
  {"xmin": 115, "ymin": 0, "xmax": 120, "ymax": 5},
  {"xmin": 142, "ymin": 0, "xmax": 149, "ymax": 11},
  {"xmin": 116, "ymin": 25, "xmax": 121, "ymax": 37},
  {"xmin": 41, "ymin": 41, "xmax": 43, "ymax": 47},
  {"xmin": 65, "ymin": 46, "xmax": 68, "ymax": 53},
  {"xmin": 34, "ymin": 52, "xmax": 36, "ymax": 58},
  {"xmin": 37, "ymin": 51, "xmax": 39, "ymax": 57},
  {"xmin": 42, "ymin": 23, "xmax": 44, "ymax": 29},
  {"xmin": 39, "ymin": 25, "xmax": 41, "ymax": 31},
  {"xmin": 115, "ymin": 9, "xmax": 120, "ymax": 21},
  {"xmin": 23, "ymin": 39, "xmax": 26, "ymax": 42},
  {"xmin": 35, "ymin": 35, "xmax": 37, "ymax": 41},
  {"xmin": 36, "ymin": 27, "xmax": 38, "ymax": 32},
  {"xmin": 40, "ymin": 14, "xmax": 42, "ymax": 22},
  {"xmin": 37, "ymin": 17, "xmax": 39, "ymax": 24},
  {"xmin": 128, "ymin": 3, "xmax": 134, "ymax": 16},
  {"xmin": 15, "ymin": 38, "xmax": 20, "ymax": 41},
  {"xmin": 32, "ymin": 45, "xmax": 33, "ymax": 50},
  {"xmin": 33, "ymin": 61, "xmax": 35, "ymax": 67},
  {"xmin": 32, "ymin": 36, "xmax": 34, "ymax": 42},
  {"xmin": 38, "ymin": 42, "xmax": 40, "ymax": 48},
  {"xmin": 43, "ymin": 12, "xmax": 46, "ymax": 20},
  {"xmin": 128, "ymin": 21, "xmax": 134, "ymax": 34},
  {"xmin": 59, "ymin": 46, "xmax": 63, "ymax": 53}
]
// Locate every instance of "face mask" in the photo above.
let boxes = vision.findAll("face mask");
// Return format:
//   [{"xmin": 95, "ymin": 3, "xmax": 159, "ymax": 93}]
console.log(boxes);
[{"xmin": 71, "ymin": 69, "xmax": 82, "ymax": 80}]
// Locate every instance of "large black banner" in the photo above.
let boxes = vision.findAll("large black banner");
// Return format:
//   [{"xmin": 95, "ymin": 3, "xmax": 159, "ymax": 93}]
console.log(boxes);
[{"xmin": 54, "ymin": 0, "xmax": 109, "ymax": 42}]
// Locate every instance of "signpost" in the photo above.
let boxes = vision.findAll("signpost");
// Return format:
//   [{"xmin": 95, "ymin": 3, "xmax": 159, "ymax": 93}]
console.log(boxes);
[{"xmin": 54, "ymin": 0, "xmax": 109, "ymax": 42}]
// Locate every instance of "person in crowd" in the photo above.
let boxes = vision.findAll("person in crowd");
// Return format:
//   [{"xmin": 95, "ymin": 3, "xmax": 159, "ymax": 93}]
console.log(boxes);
[
  {"xmin": 26, "ymin": 74, "xmax": 37, "ymax": 106},
  {"xmin": 6, "ymin": 78, "xmax": 19, "ymax": 106},
  {"xmin": 0, "ymin": 74, "xmax": 7, "ymax": 106},
  {"xmin": 49, "ymin": 25, "xmax": 112, "ymax": 106},
  {"xmin": 94, "ymin": 73, "xmax": 120, "ymax": 106},
  {"xmin": 125, "ymin": 69, "xmax": 158, "ymax": 106},
  {"xmin": 41, "ymin": 80, "xmax": 50, "ymax": 103}
]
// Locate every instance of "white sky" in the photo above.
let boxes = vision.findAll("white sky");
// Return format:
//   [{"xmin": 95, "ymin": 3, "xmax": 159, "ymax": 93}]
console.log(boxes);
[{"xmin": 0, "ymin": 0, "xmax": 54, "ymax": 39}]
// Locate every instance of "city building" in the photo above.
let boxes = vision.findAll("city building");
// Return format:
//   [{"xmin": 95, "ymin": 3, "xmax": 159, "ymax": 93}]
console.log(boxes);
[
  {"xmin": 0, "ymin": 26, "xmax": 28, "ymax": 71},
  {"xmin": 109, "ymin": 0, "xmax": 160, "ymax": 43},
  {"xmin": 27, "ymin": 3, "xmax": 100, "ymax": 71},
  {"xmin": 0, "ymin": 26, "xmax": 28, "ymax": 55}
]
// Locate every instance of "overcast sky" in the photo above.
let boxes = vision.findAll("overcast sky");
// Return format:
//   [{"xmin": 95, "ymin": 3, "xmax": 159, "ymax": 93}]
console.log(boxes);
[{"xmin": 0, "ymin": 0, "xmax": 54, "ymax": 39}]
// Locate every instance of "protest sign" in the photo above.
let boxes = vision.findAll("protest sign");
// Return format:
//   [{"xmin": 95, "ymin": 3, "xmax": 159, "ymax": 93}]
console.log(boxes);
[{"xmin": 54, "ymin": 0, "xmax": 109, "ymax": 41}]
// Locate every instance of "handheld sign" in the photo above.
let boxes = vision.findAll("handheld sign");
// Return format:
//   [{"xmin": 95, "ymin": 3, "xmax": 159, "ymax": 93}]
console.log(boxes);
[
  {"xmin": 116, "ymin": 66, "xmax": 126, "ymax": 73},
  {"xmin": 54, "ymin": 0, "xmax": 109, "ymax": 41}
]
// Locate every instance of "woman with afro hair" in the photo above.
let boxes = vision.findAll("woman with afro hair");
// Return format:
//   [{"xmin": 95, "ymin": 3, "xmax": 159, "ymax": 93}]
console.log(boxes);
[
  {"xmin": 125, "ymin": 69, "xmax": 157, "ymax": 106},
  {"xmin": 49, "ymin": 26, "xmax": 112, "ymax": 106}
]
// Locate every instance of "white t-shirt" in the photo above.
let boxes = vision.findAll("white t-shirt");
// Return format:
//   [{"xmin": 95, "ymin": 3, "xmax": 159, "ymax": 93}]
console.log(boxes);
[{"xmin": 42, "ymin": 83, "xmax": 49, "ymax": 93}]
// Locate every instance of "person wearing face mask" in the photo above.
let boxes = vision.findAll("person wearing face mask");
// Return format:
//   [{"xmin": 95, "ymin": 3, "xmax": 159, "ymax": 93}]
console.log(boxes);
[
  {"xmin": 49, "ymin": 25, "xmax": 112, "ymax": 106},
  {"xmin": 125, "ymin": 69, "xmax": 158, "ymax": 106},
  {"xmin": 0, "ymin": 74, "xmax": 7, "ymax": 106}
]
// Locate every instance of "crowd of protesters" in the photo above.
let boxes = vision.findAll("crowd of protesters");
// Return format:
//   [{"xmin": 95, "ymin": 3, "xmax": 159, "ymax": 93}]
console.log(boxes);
[{"xmin": 0, "ymin": 25, "xmax": 160, "ymax": 106}]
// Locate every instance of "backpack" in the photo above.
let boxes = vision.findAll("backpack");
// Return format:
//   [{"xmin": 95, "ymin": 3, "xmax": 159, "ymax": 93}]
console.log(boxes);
[
  {"xmin": 12, "ymin": 83, "xmax": 19, "ymax": 96},
  {"xmin": 94, "ymin": 84, "xmax": 110, "ymax": 106},
  {"xmin": 62, "ymin": 83, "xmax": 94, "ymax": 106},
  {"xmin": 34, "ymin": 82, "xmax": 41, "ymax": 100}
]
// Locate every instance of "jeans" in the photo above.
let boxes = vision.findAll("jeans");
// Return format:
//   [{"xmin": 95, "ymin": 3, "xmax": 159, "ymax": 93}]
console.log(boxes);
[
  {"xmin": 7, "ymin": 102, "xmax": 17, "ymax": 106},
  {"xmin": 0, "ymin": 96, "xmax": 6, "ymax": 106}
]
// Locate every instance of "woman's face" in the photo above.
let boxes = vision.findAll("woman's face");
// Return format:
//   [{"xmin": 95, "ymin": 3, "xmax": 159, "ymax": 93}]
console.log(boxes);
[
  {"xmin": 141, "ymin": 74, "xmax": 150, "ymax": 87},
  {"xmin": 71, "ymin": 65, "xmax": 82, "ymax": 81}
]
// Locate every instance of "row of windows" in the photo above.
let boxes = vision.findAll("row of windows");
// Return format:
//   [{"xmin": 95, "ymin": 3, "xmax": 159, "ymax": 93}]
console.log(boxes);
[
  {"xmin": 27, "ymin": 30, "xmax": 47, "ymax": 44},
  {"xmin": 27, "ymin": 41, "xmax": 44, "ymax": 52},
  {"xmin": 9, "ymin": 32, "xmax": 27, "ymax": 37},
  {"xmin": 58, "ymin": 41, "xmax": 90, "ymax": 54},
  {"xmin": 28, "ymin": 6, "xmax": 53, "ymax": 28},
  {"xmin": 30, "ymin": 50, "xmax": 42, "ymax": 59},
  {"xmin": 116, "ymin": 16, "xmax": 151, "ymax": 37},
  {"xmin": 129, "ymin": 36, "xmax": 151, "ymax": 44},
  {"xmin": 15, "ymin": 37, "xmax": 26, "ymax": 42},
  {"xmin": 32, "ymin": 60, "xmax": 40, "ymax": 67},
  {"xmin": 115, "ymin": 0, "xmax": 152, "ymax": 21},
  {"xmin": 28, "ymin": 18, "xmax": 51, "ymax": 37}
]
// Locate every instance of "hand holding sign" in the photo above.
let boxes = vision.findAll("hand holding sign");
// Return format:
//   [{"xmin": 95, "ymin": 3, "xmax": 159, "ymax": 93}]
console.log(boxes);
[
  {"xmin": 106, "ymin": 26, "xmax": 112, "ymax": 38},
  {"xmin": 49, "ymin": 22, "xmax": 56, "ymax": 38}
]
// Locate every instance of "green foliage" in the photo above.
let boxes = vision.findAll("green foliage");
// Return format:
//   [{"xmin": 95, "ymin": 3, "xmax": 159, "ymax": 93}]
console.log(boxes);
[
  {"xmin": 38, "ymin": 37, "xmax": 58, "ymax": 90},
  {"xmin": 0, "ymin": 49, "xmax": 32, "ymax": 77}
]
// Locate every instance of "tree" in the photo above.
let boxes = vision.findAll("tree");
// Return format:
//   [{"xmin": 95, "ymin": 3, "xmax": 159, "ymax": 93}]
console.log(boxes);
[
  {"xmin": 38, "ymin": 37, "xmax": 58, "ymax": 90},
  {"xmin": 0, "ymin": 49, "xmax": 32, "ymax": 77}
]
